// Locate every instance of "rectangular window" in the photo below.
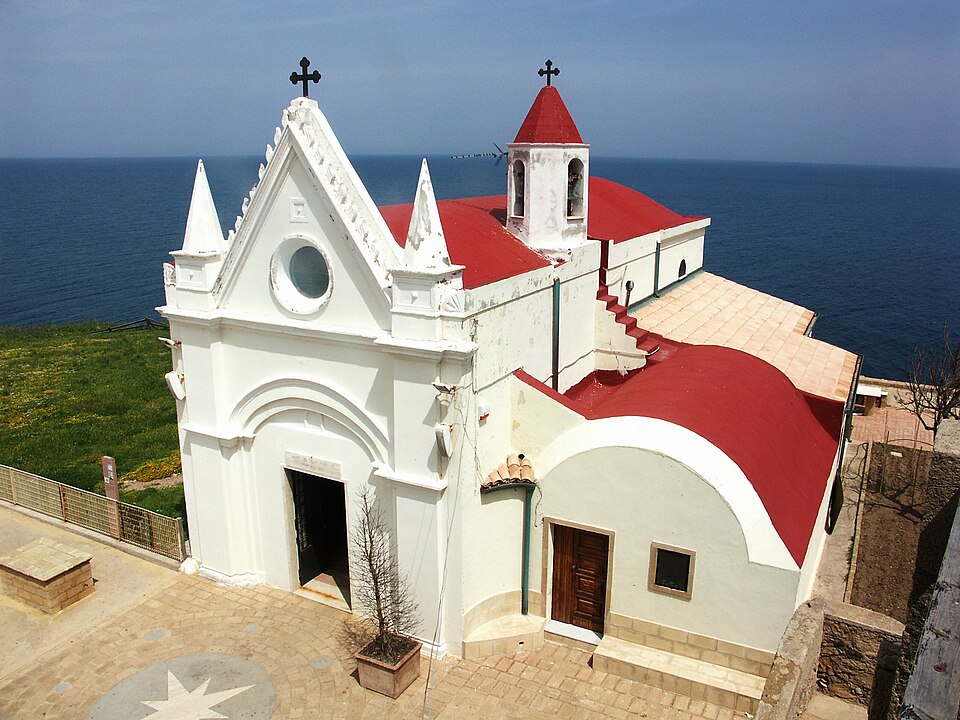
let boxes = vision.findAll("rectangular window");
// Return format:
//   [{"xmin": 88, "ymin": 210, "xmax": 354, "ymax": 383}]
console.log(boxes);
[{"xmin": 648, "ymin": 543, "xmax": 695, "ymax": 600}]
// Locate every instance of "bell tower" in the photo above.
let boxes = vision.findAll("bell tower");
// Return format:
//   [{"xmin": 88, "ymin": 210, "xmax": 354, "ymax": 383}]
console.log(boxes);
[{"xmin": 507, "ymin": 61, "xmax": 589, "ymax": 257}]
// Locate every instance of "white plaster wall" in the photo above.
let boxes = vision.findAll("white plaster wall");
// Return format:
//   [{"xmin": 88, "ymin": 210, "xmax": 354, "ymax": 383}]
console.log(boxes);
[
  {"xmin": 459, "ymin": 373, "xmax": 525, "ymax": 624},
  {"xmin": 795, "ymin": 446, "xmax": 842, "ymax": 606},
  {"xmin": 534, "ymin": 445, "xmax": 800, "ymax": 651},
  {"xmin": 605, "ymin": 236, "xmax": 657, "ymax": 304},
  {"xmin": 471, "ymin": 285, "xmax": 553, "ymax": 392},
  {"xmin": 658, "ymin": 232, "xmax": 704, "ymax": 291},
  {"xmin": 558, "ymin": 270, "xmax": 602, "ymax": 392},
  {"xmin": 506, "ymin": 144, "xmax": 589, "ymax": 251}
]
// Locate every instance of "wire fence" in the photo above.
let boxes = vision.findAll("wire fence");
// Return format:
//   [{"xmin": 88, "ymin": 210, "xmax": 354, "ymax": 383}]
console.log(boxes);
[{"xmin": 0, "ymin": 464, "xmax": 185, "ymax": 562}]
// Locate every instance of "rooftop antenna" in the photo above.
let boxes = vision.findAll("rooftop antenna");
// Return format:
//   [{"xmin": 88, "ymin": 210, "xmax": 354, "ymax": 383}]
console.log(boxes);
[{"xmin": 450, "ymin": 143, "xmax": 508, "ymax": 166}]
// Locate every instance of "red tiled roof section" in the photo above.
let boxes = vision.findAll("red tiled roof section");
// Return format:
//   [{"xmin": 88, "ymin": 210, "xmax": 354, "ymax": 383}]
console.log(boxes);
[
  {"xmin": 379, "ymin": 195, "xmax": 550, "ymax": 289},
  {"xmin": 514, "ymin": 86, "xmax": 584, "ymax": 144},
  {"xmin": 516, "ymin": 345, "xmax": 845, "ymax": 566},
  {"xmin": 587, "ymin": 177, "xmax": 703, "ymax": 243}
]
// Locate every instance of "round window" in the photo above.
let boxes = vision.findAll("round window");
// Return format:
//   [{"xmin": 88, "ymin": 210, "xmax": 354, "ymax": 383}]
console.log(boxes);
[
  {"xmin": 269, "ymin": 236, "xmax": 333, "ymax": 315},
  {"xmin": 289, "ymin": 246, "xmax": 329, "ymax": 298}
]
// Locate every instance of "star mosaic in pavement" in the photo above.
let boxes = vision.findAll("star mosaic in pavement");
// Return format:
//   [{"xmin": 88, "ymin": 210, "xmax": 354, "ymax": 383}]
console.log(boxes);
[
  {"xmin": 88, "ymin": 653, "xmax": 276, "ymax": 720},
  {"xmin": 140, "ymin": 670, "xmax": 253, "ymax": 719}
]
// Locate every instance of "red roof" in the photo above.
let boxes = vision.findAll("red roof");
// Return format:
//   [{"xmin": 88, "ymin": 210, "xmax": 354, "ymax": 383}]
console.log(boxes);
[
  {"xmin": 379, "ymin": 178, "xmax": 703, "ymax": 288},
  {"xmin": 587, "ymin": 177, "xmax": 703, "ymax": 242},
  {"xmin": 379, "ymin": 195, "xmax": 550, "ymax": 289},
  {"xmin": 517, "ymin": 345, "xmax": 845, "ymax": 566},
  {"xmin": 514, "ymin": 86, "xmax": 583, "ymax": 144}
]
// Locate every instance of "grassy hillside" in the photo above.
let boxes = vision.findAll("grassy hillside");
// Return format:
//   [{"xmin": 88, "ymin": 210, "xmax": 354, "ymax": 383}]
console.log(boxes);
[{"xmin": 0, "ymin": 322, "xmax": 184, "ymax": 518}]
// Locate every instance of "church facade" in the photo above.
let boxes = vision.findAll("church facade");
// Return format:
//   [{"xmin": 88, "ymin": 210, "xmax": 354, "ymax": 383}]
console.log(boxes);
[{"xmin": 160, "ymin": 70, "xmax": 857, "ymax": 685}]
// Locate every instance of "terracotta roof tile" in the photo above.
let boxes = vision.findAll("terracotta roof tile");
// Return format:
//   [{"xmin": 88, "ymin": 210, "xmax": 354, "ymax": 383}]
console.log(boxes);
[{"xmin": 482, "ymin": 454, "xmax": 536, "ymax": 489}]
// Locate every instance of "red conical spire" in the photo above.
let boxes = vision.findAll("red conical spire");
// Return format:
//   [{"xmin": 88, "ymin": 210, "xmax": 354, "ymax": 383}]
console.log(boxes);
[{"xmin": 513, "ymin": 86, "xmax": 583, "ymax": 144}]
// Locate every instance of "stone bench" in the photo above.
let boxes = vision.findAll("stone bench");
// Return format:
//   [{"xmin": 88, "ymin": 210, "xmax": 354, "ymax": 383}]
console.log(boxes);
[{"xmin": 0, "ymin": 537, "xmax": 94, "ymax": 613}]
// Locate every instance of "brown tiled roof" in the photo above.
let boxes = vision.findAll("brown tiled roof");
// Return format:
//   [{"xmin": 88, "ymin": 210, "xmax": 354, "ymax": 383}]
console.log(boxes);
[{"xmin": 482, "ymin": 453, "xmax": 535, "ymax": 489}]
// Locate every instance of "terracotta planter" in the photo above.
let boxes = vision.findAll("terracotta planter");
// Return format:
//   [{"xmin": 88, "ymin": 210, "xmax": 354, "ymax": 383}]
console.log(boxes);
[{"xmin": 355, "ymin": 638, "xmax": 422, "ymax": 698}]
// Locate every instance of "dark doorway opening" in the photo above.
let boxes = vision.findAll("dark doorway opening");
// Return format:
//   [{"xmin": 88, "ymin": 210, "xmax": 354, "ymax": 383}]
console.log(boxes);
[{"xmin": 288, "ymin": 469, "xmax": 350, "ymax": 602}]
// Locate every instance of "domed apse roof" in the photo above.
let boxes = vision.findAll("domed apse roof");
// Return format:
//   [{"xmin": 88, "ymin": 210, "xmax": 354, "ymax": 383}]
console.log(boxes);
[{"xmin": 517, "ymin": 344, "xmax": 846, "ymax": 566}]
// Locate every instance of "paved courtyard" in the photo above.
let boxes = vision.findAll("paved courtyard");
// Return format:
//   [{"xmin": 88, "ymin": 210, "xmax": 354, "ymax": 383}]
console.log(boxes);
[{"xmin": 1, "ymin": 505, "xmax": 743, "ymax": 720}]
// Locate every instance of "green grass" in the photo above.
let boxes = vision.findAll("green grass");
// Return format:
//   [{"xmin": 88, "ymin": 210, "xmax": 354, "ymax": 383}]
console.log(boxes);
[{"xmin": 0, "ymin": 322, "xmax": 184, "ymax": 519}]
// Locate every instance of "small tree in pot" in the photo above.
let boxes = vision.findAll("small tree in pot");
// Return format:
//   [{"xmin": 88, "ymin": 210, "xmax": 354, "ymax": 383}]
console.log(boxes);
[{"xmin": 350, "ymin": 487, "xmax": 422, "ymax": 698}]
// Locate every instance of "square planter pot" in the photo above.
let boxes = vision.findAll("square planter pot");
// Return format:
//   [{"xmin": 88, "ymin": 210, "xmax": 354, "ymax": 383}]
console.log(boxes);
[{"xmin": 356, "ymin": 638, "xmax": 422, "ymax": 698}]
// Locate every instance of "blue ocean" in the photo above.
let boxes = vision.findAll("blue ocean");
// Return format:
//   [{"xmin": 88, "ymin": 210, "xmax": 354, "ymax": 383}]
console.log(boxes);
[{"xmin": 1, "ymin": 155, "xmax": 957, "ymax": 380}]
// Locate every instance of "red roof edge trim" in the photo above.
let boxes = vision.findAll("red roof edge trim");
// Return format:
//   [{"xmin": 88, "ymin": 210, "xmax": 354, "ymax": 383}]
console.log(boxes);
[{"xmin": 513, "ymin": 369, "xmax": 586, "ymax": 417}]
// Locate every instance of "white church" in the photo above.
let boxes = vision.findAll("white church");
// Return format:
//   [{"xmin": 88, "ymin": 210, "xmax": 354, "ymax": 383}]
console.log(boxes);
[{"xmin": 160, "ymin": 62, "xmax": 859, "ymax": 703}]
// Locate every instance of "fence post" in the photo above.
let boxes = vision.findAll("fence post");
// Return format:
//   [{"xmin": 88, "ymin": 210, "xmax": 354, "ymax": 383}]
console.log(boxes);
[
  {"xmin": 107, "ymin": 499, "xmax": 122, "ymax": 540},
  {"xmin": 9, "ymin": 467, "xmax": 18, "ymax": 505},
  {"xmin": 57, "ymin": 483, "xmax": 67, "ymax": 521},
  {"xmin": 176, "ymin": 517, "xmax": 186, "ymax": 562}
]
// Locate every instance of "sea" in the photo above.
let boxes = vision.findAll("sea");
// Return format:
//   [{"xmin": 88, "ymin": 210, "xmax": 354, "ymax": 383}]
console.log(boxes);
[{"xmin": 1, "ymin": 155, "xmax": 958, "ymax": 381}]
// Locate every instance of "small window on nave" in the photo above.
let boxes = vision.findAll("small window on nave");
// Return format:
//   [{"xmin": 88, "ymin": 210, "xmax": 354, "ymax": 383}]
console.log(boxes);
[{"xmin": 679, "ymin": 259, "xmax": 687, "ymax": 278}]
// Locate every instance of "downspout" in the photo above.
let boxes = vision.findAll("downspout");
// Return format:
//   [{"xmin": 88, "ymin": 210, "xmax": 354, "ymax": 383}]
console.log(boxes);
[
  {"xmin": 480, "ymin": 481, "xmax": 536, "ymax": 615},
  {"xmin": 552, "ymin": 278, "xmax": 560, "ymax": 391},
  {"xmin": 653, "ymin": 240, "xmax": 662, "ymax": 298}
]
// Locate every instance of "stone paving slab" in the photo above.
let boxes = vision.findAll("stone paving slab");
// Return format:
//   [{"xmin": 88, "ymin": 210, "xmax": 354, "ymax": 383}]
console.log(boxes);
[
  {"xmin": 0, "ymin": 502, "xmax": 748, "ymax": 719},
  {"xmin": 0, "ymin": 569, "xmax": 743, "ymax": 719}
]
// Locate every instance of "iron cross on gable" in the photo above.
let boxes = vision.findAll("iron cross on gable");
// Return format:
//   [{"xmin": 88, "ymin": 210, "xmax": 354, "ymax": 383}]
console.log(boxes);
[
  {"xmin": 290, "ymin": 57, "xmax": 321, "ymax": 97},
  {"xmin": 538, "ymin": 59, "xmax": 560, "ymax": 86}
]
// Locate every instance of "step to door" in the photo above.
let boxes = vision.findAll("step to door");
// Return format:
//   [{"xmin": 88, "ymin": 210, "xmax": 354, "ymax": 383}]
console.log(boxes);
[
  {"xmin": 593, "ymin": 635, "xmax": 765, "ymax": 713},
  {"xmin": 462, "ymin": 614, "xmax": 545, "ymax": 659}
]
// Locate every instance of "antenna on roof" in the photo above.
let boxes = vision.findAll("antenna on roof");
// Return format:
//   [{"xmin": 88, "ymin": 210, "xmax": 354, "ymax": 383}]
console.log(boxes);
[{"xmin": 450, "ymin": 143, "xmax": 508, "ymax": 166}]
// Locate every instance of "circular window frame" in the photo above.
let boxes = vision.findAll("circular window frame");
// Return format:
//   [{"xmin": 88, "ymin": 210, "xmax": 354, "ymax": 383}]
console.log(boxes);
[{"xmin": 269, "ymin": 235, "xmax": 333, "ymax": 315}]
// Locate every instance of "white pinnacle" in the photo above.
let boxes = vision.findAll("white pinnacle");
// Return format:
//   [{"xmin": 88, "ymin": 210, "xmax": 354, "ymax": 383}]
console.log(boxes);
[
  {"xmin": 403, "ymin": 158, "xmax": 452, "ymax": 270},
  {"xmin": 181, "ymin": 160, "xmax": 225, "ymax": 255}
]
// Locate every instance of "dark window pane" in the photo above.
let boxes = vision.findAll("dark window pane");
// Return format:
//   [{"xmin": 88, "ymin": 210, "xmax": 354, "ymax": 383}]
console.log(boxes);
[
  {"xmin": 289, "ymin": 246, "xmax": 329, "ymax": 298},
  {"xmin": 655, "ymin": 548, "xmax": 690, "ymax": 592}
]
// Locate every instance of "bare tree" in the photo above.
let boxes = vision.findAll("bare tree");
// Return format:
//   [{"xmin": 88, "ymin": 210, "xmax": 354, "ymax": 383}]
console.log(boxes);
[
  {"xmin": 905, "ymin": 325, "xmax": 960, "ymax": 438},
  {"xmin": 350, "ymin": 487, "xmax": 420, "ymax": 663}
]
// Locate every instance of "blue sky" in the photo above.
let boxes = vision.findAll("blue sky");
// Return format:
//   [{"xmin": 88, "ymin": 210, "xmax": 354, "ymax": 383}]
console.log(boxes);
[{"xmin": 1, "ymin": 1, "xmax": 957, "ymax": 167}]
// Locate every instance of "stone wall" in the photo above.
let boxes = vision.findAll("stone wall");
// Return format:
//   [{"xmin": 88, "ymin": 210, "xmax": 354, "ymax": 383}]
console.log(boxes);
[
  {"xmin": 756, "ymin": 599, "xmax": 825, "ymax": 720},
  {"xmin": 818, "ymin": 601, "xmax": 904, "ymax": 716}
]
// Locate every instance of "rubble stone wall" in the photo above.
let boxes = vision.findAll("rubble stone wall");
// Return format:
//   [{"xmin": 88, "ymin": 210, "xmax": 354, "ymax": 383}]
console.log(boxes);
[
  {"xmin": 818, "ymin": 601, "xmax": 903, "ymax": 714},
  {"xmin": 756, "ymin": 599, "xmax": 825, "ymax": 720}
]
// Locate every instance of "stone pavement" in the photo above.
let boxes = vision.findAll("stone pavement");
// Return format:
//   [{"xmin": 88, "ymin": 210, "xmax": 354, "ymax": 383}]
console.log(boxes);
[{"xmin": 0, "ymin": 506, "xmax": 744, "ymax": 720}]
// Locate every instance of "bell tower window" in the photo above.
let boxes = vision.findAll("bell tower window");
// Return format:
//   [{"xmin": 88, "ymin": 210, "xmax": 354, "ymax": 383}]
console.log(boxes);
[
  {"xmin": 512, "ymin": 160, "xmax": 526, "ymax": 217},
  {"xmin": 567, "ymin": 159, "xmax": 584, "ymax": 218}
]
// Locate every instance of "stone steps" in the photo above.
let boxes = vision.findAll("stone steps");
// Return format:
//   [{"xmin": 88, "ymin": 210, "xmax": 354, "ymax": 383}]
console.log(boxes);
[
  {"xmin": 596, "ymin": 283, "xmax": 679, "ymax": 365},
  {"xmin": 461, "ymin": 614, "xmax": 545, "ymax": 659},
  {"xmin": 593, "ymin": 635, "xmax": 765, "ymax": 713}
]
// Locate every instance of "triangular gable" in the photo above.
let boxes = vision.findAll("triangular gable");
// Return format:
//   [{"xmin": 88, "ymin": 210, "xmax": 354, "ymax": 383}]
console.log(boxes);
[{"xmin": 211, "ymin": 98, "xmax": 402, "ymax": 328}]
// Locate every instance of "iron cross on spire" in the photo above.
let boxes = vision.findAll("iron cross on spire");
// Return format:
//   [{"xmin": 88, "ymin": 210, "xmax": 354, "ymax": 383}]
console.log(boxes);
[
  {"xmin": 538, "ymin": 59, "xmax": 560, "ymax": 86},
  {"xmin": 290, "ymin": 57, "xmax": 321, "ymax": 97}
]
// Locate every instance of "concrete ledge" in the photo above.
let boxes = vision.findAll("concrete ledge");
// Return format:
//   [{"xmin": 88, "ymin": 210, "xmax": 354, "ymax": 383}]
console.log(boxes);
[
  {"xmin": 594, "ymin": 635, "xmax": 765, "ymax": 713},
  {"xmin": 462, "ymin": 614, "xmax": 545, "ymax": 659}
]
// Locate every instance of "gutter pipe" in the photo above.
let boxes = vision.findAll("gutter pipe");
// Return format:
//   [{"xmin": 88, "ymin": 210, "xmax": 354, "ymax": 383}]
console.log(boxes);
[
  {"xmin": 552, "ymin": 278, "xmax": 560, "ymax": 391},
  {"xmin": 480, "ymin": 480, "xmax": 535, "ymax": 615}
]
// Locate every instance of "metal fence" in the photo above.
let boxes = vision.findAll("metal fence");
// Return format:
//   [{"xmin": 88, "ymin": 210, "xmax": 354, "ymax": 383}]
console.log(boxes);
[{"xmin": 0, "ymin": 465, "xmax": 185, "ymax": 562}]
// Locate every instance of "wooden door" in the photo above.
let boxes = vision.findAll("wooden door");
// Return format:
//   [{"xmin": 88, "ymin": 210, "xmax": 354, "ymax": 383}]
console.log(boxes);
[
  {"xmin": 290, "ymin": 471, "xmax": 322, "ymax": 585},
  {"xmin": 551, "ymin": 524, "xmax": 609, "ymax": 633}
]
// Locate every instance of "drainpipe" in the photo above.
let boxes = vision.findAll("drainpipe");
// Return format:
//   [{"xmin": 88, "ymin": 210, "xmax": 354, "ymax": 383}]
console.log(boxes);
[
  {"xmin": 552, "ymin": 278, "xmax": 560, "ymax": 391},
  {"xmin": 480, "ymin": 481, "xmax": 536, "ymax": 615},
  {"xmin": 653, "ymin": 241, "xmax": 662, "ymax": 298}
]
